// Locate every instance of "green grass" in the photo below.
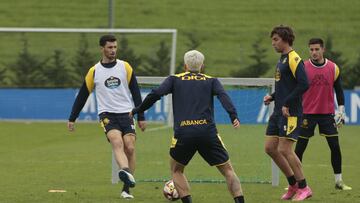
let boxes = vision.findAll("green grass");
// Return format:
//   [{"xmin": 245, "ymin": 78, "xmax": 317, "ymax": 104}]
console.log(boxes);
[
  {"xmin": 0, "ymin": 122, "xmax": 359, "ymax": 202},
  {"xmin": 0, "ymin": 0, "xmax": 360, "ymax": 77}
]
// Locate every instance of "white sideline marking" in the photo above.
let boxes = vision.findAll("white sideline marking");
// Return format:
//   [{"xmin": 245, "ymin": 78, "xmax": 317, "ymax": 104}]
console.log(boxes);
[
  {"xmin": 48, "ymin": 189, "xmax": 66, "ymax": 193},
  {"xmin": 146, "ymin": 125, "xmax": 171, "ymax": 132}
]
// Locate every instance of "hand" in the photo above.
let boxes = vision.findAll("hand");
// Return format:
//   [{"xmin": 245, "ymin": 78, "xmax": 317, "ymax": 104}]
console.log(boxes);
[
  {"xmin": 282, "ymin": 106, "xmax": 290, "ymax": 117},
  {"xmin": 232, "ymin": 119, "xmax": 240, "ymax": 129},
  {"xmin": 129, "ymin": 111, "xmax": 133, "ymax": 118},
  {"xmin": 334, "ymin": 105, "xmax": 345, "ymax": 128},
  {"xmin": 67, "ymin": 121, "xmax": 75, "ymax": 132},
  {"xmin": 263, "ymin": 95, "xmax": 273, "ymax": 105},
  {"xmin": 138, "ymin": 121, "xmax": 147, "ymax": 132}
]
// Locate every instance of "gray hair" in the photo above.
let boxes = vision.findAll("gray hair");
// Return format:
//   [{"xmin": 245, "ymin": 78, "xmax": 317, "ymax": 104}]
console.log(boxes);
[{"xmin": 184, "ymin": 50, "xmax": 205, "ymax": 72}]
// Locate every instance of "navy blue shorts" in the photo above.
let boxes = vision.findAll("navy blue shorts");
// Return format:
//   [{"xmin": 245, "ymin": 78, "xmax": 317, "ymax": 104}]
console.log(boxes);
[
  {"xmin": 266, "ymin": 113, "xmax": 302, "ymax": 141},
  {"xmin": 300, "ymin": 114, "xmax": 338, "ymax": 139},
  {"xmin": 170, "ymin": 134, "xmax": 229, "ymax": 166},
  {"xmin": 99, "ymin": 112, "xmax": 136, "ymax": 135}
]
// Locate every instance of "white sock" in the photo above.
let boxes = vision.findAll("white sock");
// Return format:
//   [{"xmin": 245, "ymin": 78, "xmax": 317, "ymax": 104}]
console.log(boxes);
[{"xmin": 335, "ymin": 174, "xmax": 342, "ymax": 183}]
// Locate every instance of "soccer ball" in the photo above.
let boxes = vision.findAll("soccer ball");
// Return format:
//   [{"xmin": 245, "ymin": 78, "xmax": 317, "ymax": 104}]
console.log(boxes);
[{"xmin": 163, "ymin": 180, "xmax": 179, "ymax": 201}]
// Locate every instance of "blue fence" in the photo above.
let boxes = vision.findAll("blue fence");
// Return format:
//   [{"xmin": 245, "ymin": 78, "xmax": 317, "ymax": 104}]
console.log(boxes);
[{"xmin": 0, "ymin": 89, "xmax": 359, "ymax": 125}]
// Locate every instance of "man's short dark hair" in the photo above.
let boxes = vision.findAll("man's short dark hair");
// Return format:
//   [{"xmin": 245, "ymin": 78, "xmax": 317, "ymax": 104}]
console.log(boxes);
[
  {"xmin": 270, "ymin": 25, "xmax": 295, "ymax": 46},
  {"xmin": 99, "ymin": 34, "xmax": 117, "ymax": 47},
  {"xmin": 308, "ymin": 38, "xmax": 324, "ymax": 47}
]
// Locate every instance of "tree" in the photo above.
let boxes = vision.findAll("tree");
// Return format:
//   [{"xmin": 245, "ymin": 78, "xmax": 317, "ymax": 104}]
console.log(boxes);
[
  {"xmin": 8, "ymin": 36, "xmax": 48, "ymax": 87},
  {"xmin": 0, "ymin": 66, "xmax": 7, "ymax": 86},
  {"xmin": 72, "ymin": 33, "xmax": 97, "ymax": 85},
  {"xmin": 323, "ymin": 35, "xmax": 355, "ymax": 88},
  {"xmin": 118, "ymin": 36, "xmax": 142, "ymax": 73},
  {"xmin": 231, "ymin": 36, "xmax": 270, "ymax": 77},
  {"xmin": 342, "ymin": 52, "xmax": 360, "ymax": 89},
  {"xmin": 324, "ymin": 35, "xmax": 347, "ymax": 69},
  {"xmin": 140, "ymin": 40, "xmax": 171, "ymax": 76},
  {"xmin": 184, "ymin": 32, "xmax": 201, "ymax": 50},
  {"xmin": 44, "ymin": 49, "xmax": 77, "ymax": 87},
  {"xmin": 176, "ymin": 32, "xmax": 202, "ymax": 73}
]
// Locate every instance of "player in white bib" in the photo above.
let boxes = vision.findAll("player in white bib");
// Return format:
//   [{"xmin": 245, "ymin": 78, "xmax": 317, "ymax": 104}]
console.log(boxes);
[{"xmin": 67, "ymin": 34, "xmax": 146, "ymax": 199}]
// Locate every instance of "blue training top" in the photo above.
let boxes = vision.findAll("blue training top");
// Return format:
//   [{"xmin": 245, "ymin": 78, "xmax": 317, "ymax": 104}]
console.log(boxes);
[
  {"xmin": 132, "ymin": 71, "xmax": 238, "ymax": 137},
  {"xmin": 271, "ymin": 50, "xmax": 309, "ymax": 116}
]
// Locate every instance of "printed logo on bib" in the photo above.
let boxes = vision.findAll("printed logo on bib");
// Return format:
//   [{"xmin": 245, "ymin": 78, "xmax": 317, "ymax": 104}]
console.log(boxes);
[
  {"xmin": 311, "ymin": 74, "xmax": 330, "ymax": 86},
  {"xmin": 104, "ymin": 76, "xmax": 121, "ymax": 89}
]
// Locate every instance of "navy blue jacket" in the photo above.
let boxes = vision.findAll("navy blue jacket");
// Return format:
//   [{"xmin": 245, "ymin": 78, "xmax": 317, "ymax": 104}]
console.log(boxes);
[
  {"xmin": 132, "ymin": 72, "xmax": 238, "ymax": 137},
  {"xmin": 272, "ymin": 50, "xmax": 309, "ymax": 115}
]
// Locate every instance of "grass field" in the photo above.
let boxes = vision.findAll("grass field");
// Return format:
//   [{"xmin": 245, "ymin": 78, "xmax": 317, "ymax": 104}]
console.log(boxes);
[
  {"xmin": 0, "ymin": 0, "xmax": 360, "ymax": 77},
  {"xmin": 0, "ymin": 122, "xmax": 359, "ymax": 203}
]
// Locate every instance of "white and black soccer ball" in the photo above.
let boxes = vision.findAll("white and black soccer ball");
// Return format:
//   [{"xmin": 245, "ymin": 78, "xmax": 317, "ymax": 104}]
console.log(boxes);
[{"xmin": 163, "ymin": 180, "xmax": 179, "ymax": 201}]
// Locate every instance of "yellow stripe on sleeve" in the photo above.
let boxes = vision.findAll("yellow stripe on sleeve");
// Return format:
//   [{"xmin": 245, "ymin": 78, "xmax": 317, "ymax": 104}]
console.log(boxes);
[
  {"xmin": 334, "ymin": 64, "xmax": 340, "ymax": 81},
  {"xmin": 124, "ymin": 62, "xmax": 133, "ymax": 84},
  {"xmin": 288, "ymin": 51, "xmax": 302, "ymax": 78},
  {"xmin": 174, "ymin": 72, "xmax": 212, "ymax": 78},
  {"xmin": 85, "ymin": 66, "xmax": 95, "ymax": 93},
  {"xmin": 175, "ymin": 72, "xmax": 190, "ymax": 77}
]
